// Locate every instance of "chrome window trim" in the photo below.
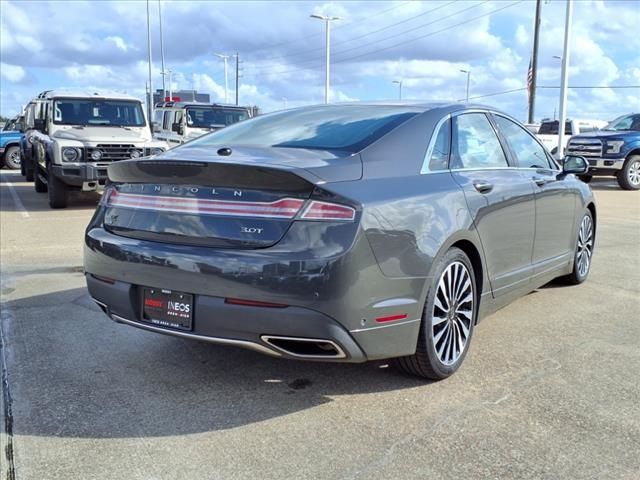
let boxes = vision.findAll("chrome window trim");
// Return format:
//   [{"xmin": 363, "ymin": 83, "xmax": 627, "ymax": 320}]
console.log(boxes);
[
  {"xmin": 420, "ymin": 108, "xmax": 561, "ymax": 175},
  {"xmin": 420, "ymin": 114, "xmax": 451, "ymax": 174}
]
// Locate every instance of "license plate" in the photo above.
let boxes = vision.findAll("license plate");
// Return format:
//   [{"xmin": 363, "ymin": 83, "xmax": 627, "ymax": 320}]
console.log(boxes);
[{"xmin": 142, "ymin": 288, "xmax": 193, "ymax": 331}]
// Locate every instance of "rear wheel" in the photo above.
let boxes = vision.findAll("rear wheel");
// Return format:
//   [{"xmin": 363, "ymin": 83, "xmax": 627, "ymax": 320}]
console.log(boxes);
[
  {"xmin": 561, "ymin": 210, "xmax": 594, "ymax": 285},
  {"xmin": 3, "ymin": 146, "xmax": 21, "ymax": 170},
  {"xmin": 393, "ymin": 247, "xmax": 476, "ymax": 380},
  {"xmin": 616, "ymin": 155, "xmax": 640, "ymax": 190},
  {"xmin": 48, "ymin": 173, "xmax": 68, "ymax": 208}
]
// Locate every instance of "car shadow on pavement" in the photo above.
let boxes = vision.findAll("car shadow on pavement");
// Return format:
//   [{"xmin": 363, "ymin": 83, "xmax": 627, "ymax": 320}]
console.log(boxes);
[
  {"xmin": 587, "ymin": 178, "xmax": 623, "ymax": 191},
  {"xmin": 2, "ymin": 287, "xmax": 429, "ymax": 439},
  {"xmin": 0, "ymin": 182, "xmax": 101, "ymax": 211}
]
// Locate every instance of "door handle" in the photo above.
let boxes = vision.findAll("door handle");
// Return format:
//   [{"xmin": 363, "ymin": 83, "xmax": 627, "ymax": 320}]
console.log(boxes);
[
  {"xmin": 532, "ymin": 176, "xmax": 548, "ymax": 187},
  {"xmin": 473, "ymin": 180, "xmax": 493, "ymax": 194}
]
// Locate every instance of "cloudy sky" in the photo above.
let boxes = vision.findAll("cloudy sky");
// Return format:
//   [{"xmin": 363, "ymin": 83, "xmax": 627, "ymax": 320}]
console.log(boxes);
[{"xmin": 1, "ymin": 0, "xmax": 638, "ymax": 122}]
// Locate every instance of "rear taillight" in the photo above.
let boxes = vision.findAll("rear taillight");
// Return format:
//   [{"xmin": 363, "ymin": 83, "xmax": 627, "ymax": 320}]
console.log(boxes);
[
  {"xmin": 300, "ymin": 200, "xmax": 356, "ymax": 222},
  {"xmin": 103, "ymin": 187, "xmax": 356, "ymax": 222},
  {"xmin": 105, "ymin": 190, "xmax": 305, "ymax": 219}
]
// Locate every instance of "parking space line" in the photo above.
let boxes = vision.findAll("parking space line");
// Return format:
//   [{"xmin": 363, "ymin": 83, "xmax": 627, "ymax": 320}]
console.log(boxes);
[{"xmin": 2, "ymin": 176, "xmax": 30, "ymax": 219}]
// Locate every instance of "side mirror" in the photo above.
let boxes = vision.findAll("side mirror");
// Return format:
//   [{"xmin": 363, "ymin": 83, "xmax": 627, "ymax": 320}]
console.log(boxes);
[
  {"xmin": 34, "ymin": 119, "xmax": 45, "ymax": 132},
  {"xmin": 562, "ymin": 155, "xmax": 588, "ymax": 175},
  {"xmin": 171, "ymin": 123, "xmax": 183, "ymax": 135}
]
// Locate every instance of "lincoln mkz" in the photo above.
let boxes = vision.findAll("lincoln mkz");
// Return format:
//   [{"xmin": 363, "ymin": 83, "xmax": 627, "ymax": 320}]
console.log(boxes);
[{"xmin": 84, "ymin": 103, "xmax": 596, "ymax": 379}]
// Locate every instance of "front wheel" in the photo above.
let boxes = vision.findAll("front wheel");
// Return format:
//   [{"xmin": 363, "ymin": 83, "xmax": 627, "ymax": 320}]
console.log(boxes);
[
  {"xmin": 578, "ymin": 174, "xmax": 592, "ymax": 184},
  {"xmin": 393, "ymin": 247, "xmax": 476, "ymax": 380},
  {"xmin": 48, "ymin": 173, "xmax": 68, "ymax": 208},
  {"xmin": 617, "ymin": 155, "xmax": 640, "ymax": 190},
  {"xmin": 3, "ymin": 146, "xmax": 21, "ymax": 170},
  {"xmin": 561, "ymin": 211, "xmax": 594, "ymax": 285}
]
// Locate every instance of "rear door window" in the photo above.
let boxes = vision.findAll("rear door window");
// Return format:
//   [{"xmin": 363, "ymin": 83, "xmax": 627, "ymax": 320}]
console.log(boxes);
[
  {"xmin": 451, "ymin": 113, "xmax": 508, "ymax": 169},
  {"xmin": 493, "ymin": 115, "xmax": 554, "ymax": 169}
]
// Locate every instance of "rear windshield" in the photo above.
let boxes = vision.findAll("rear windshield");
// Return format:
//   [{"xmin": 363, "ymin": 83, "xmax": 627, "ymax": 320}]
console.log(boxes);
[
  {"xmin": 186, "ymin": 107, "xmax": 249, "ymax": 128},
  {"xmin": 181, "ymin": 105, "xmax": 419, "ymax": 153},
  {"xmin": 538, "ymin": 121, "xmax": 571, "ymax": 135}
]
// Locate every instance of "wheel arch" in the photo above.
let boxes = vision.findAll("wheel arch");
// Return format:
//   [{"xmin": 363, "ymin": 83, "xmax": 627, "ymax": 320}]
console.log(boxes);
[
  {"xmin": 449, "ymin": 239, "xmax": 484, "ymax": 324},
  {"xmin": 586, "ymin": 202, "xmax": 597, "ymax": 241}
]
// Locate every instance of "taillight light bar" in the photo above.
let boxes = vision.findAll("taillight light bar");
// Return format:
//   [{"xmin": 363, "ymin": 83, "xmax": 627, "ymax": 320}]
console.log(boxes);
[
  {"xmin": 299, "ymin": 200, "xmax": 356, "ymax": 221},
  {"xmin": 103, "ymin": 187, "xmax": 356, "ymax": 222},
  {"xmin": 106, "ymin": 190, "xmax": 305, "ymax": 219}
]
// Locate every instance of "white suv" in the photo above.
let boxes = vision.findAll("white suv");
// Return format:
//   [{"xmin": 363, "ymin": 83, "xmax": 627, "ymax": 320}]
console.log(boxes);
[
  {"xmin": 153, "ymin": 101, "xmax": 252, "ymax": 147},
  {"xmin": 30, "ymin": 90, "xmax": 167, "ymax": 208}
]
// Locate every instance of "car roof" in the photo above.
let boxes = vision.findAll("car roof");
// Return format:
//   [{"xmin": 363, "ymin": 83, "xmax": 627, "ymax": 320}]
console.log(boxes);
[{"xmin": 35, "ymin": 90, "xmax": 141, "ymax": 101}]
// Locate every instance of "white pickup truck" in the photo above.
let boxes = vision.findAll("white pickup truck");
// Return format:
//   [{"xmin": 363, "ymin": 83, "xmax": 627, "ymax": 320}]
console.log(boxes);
[{"xmin": 536, "ymin": 118, "xmax": 607, "ymax": 157}]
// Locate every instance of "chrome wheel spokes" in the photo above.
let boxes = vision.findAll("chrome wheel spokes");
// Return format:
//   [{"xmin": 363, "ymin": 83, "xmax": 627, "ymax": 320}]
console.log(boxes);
[
  {"xmin": 432, "ymin": 261, "xmax": 474, "ymax": 366},
  {"xmin": 629, "ymin": 161, "xmax": 640, "ymax": 186},
  {"xmin": 577, "ymin": 215, "xmax": 593, "ymax": 277}
]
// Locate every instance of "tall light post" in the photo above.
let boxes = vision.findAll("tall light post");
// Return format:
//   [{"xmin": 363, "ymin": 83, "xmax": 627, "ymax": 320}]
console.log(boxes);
[
  {"xmin": 158, "ymin": 0, "xmax": 166, "ymax": 99},
  {"xmin": 145, "ymin": 0, "xmax": 154, "ymax": 120},
  {"xmin": 215, "ymin": 53, "xmax": 230, "ymax": 103},
  {"xmin": 167, "ymin": 68, "xmax": 173, "ymax": 101},
  {"xmin": 392, "ymin": 80, "xmax": 403, "ymax": 100},
  {"xmin": 557, "ymin": 0, "xmax": 573, "ymax": 159},
  {"xmin": 310, "ymin": 14, "xmax": 340, "ymax": 104},
  {"xmin": 460, "ymin": 69, "xmax": 471, "ymax": 102}
]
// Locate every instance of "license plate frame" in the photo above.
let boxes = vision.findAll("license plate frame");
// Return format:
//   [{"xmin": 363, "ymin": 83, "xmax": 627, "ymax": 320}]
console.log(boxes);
[{"xmin": 142, "ymin": 288, "xmax": 193, "ymax": 331}]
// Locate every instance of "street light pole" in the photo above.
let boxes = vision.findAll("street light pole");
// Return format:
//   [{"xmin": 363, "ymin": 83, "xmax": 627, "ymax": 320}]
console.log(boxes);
[
  {"xmin": 557, "ymin": 0, "xmax": 573, "ymax": 159},
  {"xmin": 146, "ymin": 0, "xmax": 154, "ymax": 121},
  {"xmin": 158, "ymin": 0, "xmax": 166, "ymax": 99},
  {"xmin": 215, "ymin": 53, "xmax": 230, "ymax": 103},
  {"xmin": 392, "ymin": 80, "xmax": 403, "ymax": 100},
  {"xmin": 167, "ymin": 68, "xmax": 173, "ymax": 101},
  {"xmin": 460, "ymin": 69, "xmax": 471, "ymax": 102},
  {"xmin": 311, "ymin": 14, "xmax": 340, "ymax": 104}
]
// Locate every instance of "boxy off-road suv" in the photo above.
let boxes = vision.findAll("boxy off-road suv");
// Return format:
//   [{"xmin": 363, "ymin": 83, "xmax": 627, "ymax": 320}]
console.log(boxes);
[
  {"xmin": 30, "ymin": 91, "xmax": 167, "ymax": 208},
  {"xmin": 153, "ymin": 101, "xmax": 252, "ymax": 147}
]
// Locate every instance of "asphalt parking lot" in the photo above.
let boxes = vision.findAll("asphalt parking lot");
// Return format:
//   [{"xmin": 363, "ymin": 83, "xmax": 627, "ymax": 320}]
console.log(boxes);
[{"xmin": 1, "ymin": 170, "xmax": 639, "ymax": 480}]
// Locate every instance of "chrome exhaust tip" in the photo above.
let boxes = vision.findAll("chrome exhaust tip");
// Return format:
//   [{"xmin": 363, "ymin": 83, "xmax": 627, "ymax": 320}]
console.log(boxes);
[{"xmin": 260, "ymin": 335, "xmax": 347, "ymax": 359}]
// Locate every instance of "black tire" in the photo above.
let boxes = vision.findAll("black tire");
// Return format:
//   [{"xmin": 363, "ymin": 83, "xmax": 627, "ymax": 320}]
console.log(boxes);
[
  {"xmin": 393, "ymin": 247, "xmax": 477, "ymax": 380},
  {"xmin": 616, "ymin": 155, "xmax": 640, "ymax": 190},
  {"xmin": 34, "ymin": 168, "xmax": 47, "ymax": 193},
  {"xmin": 3, "ymin": 146, "xmax": 21, "ymax": 170},
  {"xmin": 578, "ymin": 174, "xmax": 592, "ymax": 184},
  {"xmin": 26, "ymin": 168, "xmax": 34, "ymax": 182},
  {"xmin": 48, "ymin": 173, "xmax": 68, "ymax": 208},
  {"xmin": 561, "ymin": 210, "xmax": 594, "ymax": 285}
]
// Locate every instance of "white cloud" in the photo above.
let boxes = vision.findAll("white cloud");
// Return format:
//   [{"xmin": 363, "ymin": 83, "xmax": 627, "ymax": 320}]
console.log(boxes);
[{"xmin": 0, "ymin": 63, "xmax": 26, "ymax": 82}]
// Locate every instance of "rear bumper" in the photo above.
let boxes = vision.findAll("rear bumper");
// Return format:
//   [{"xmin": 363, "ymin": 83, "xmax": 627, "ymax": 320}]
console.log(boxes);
[
  {"xmin": 84, "ymin": 227, "xmax": 426, "ymax": 362},
  {"xmin": 88, "ymin": 275, "xmax": 367, "ymax": 362}
]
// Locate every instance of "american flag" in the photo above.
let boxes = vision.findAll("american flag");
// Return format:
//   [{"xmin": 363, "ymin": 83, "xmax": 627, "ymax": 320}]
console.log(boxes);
[{"xmin": 527, "ymin": 58, "xmax": 533, "ymax": 100}]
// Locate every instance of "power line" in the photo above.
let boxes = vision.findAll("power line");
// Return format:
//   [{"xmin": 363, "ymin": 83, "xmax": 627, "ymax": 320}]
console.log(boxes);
[
  {"xmin": 248, "ymin": 0, "xmax": 458, "ymax": 65},
  {"xmin": 458, "ymin": 84, "xmax": 640, "ymax": 102},
  {"xmin": 242, "ymin": 1, "xmax": 413, "ymax": 56},
  {"xmin": 246, "ymin": 1, "xmax": 523, "ymax": 79},
  {"xmin": 244, "ymin": 0, "xmax": 489, "ymax": 74}
]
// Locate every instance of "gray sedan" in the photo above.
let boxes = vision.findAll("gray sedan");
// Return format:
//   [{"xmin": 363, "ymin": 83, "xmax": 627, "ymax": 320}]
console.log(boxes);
[{"xmin": 84, "ymin": 102, "xmax": 595, "ymax": 379}]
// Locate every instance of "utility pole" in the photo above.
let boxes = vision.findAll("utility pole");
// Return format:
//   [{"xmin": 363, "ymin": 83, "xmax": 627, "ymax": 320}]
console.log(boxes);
[
  {"xmin": 557, "ymin": 0, "xmax": 573, "ymax": 159},
  {"xmin": 167, "ymin": 68, "xmax": 173, "ymax": 101},
  {"xmin": 235, "ymin": 53, "xmax": 240, "ymax": 106},
  {"xmin": 460, "ymin": 69, "xmax": 471, "ymax": 102},
  {"xmin": 528, "ymin": 0, "xmax": 542, "ymax": 124},
  {"xmin": 392, "ymin": 80, "xmax": 403, "ymax": 100},
  {"xmin": 146, "ymin": 0, "xmax": 154, "ymax": 121},
  {"xmin": 158, "ymin": 0, "xmax": 166, "ymax": 99},
  {"xmin": 311, "ymin": 14, "xmax": 340, "ymax": 104},
  {"xmin": 215, "ymin": 53, "xmax": 230, "ymax": 103}
]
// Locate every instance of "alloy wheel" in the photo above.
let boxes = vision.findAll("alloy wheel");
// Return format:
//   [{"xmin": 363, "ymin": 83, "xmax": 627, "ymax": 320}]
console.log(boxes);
[
  {"xmin": 432, "ymin": 261, "xmax": 474, "ymax": 366},
  {"xmin": 577, "ymin": 215, "xmax": 594, "ymax": 278},
  {"xmin": 628, "ymin": 160, "xmax": 640, "ymax": 187}
]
